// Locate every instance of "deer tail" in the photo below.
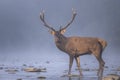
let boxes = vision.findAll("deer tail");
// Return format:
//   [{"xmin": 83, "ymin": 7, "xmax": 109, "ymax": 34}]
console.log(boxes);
[{"xmin": 98, "ymin": 38, "xmax": 107, "ymax": 51}]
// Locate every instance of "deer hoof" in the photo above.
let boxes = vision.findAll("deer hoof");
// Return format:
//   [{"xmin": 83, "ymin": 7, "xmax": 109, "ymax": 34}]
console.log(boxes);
[
  {"xmin": 67, "ymin": 74, "xmax": 72, "ymax": 77},
  {"xmin": 80, "ymin": 74, "xmax": 83, "ymax": 77}
]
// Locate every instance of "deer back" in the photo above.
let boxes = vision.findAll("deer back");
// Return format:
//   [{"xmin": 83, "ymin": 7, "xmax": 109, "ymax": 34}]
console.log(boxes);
[{"xmin": 61, "ymin": 37, "xmax": 105, "ymax": 55}]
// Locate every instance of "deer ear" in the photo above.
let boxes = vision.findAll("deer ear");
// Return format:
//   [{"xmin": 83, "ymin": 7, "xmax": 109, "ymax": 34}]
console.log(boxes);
[
  {"xmin": 50, "ymin": 30, "xmax": 55, "ymax": 35},
  {"xmin": 60, "ymin": 29, "xmax": 66, "ymax": 34}
]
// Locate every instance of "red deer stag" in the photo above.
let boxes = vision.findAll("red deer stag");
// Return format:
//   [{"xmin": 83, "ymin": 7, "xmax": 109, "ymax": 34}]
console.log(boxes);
[{"xmin": 40, "ymin": 9, "xmax": 107, "ymax": 77}]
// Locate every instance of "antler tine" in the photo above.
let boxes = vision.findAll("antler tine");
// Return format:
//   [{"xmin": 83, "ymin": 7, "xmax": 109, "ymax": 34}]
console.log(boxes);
[
  {"xmin": 40, "ymin": 11, "xmax": 55, "ymax": 31},
  {"xmin": 61, "ymin": 9, "xmax": 77, "ymax": 30}
]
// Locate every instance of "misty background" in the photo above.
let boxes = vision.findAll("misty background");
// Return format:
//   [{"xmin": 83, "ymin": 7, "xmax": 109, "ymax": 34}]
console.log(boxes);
[{"xmin": 0, "ymin": 0, "xmax": 120, "ymax": 68}]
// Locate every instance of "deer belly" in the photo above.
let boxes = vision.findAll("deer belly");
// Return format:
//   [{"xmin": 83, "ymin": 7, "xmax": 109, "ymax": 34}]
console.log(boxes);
[
  {"xmin": 69, "ymin": 48, "xmax": 89, "ymax": 54},
  {"xmin": 65, "ymin": 40, "xmax": 96, "ymax": 55},
  {"xmin": 65, "ymin": 44, "xmax": 90, "ymax": 56}
]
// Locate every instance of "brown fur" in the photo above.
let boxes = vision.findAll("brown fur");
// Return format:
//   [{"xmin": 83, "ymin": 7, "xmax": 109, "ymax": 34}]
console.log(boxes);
[{"xmin": 40, "ymin": 10, "xmax": 107, "ymax": 77}]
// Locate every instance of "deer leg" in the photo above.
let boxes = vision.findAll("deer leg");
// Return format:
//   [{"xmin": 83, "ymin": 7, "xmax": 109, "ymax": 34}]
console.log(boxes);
[
  {"xmin": 68, "ymin": 56, "xmax": 74, "ymax": 76},
  {"xmin": 75, "ymin": 56, "xmax": 83, "ymax": 76},
  {"xmin": 99, "ymin": 57, "xmax": 105, "ymax": 77},
  {"xmin": 95, "ymin": 55, "xmax": 105, "ymax": 77}
]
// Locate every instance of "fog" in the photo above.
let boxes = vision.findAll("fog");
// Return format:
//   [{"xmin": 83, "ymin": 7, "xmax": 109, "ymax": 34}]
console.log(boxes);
[{"xmin": 0, "ymin": 0, "xmax": 120, "ymax": 67}]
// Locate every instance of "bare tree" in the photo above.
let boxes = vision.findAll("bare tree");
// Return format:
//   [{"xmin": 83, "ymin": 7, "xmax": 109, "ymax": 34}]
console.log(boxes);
[{"xmin": 40, "ymin": 9, "xmax": 107, "ymax": 77}]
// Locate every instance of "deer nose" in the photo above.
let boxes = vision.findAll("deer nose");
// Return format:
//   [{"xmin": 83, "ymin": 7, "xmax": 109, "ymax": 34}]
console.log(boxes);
[{"xmin": 55, "ymin": 32, "xmax": 60, "ymax": 36}]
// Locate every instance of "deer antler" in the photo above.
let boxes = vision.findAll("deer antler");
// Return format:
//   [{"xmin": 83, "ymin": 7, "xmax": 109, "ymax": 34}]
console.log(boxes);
[
  {"xmin": 40, "ymin": 11, "xmax": 55, "ymax": 31},
  {"xmin": 61, "ymin": 9, "xmax": 77, "ymax": 30}
]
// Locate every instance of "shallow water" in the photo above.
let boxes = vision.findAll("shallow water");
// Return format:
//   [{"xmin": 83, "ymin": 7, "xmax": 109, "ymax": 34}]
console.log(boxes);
[
  {"xmin": 0, "ymin": 65, "xmax": 119, "ymax": 80},
  {"xmin": 0, "ymin": 58, "xmax": 120, "ymax": 80},
  {"xmin": 0, "ymin": 48, "xmax": 120, "ymax": 80}
]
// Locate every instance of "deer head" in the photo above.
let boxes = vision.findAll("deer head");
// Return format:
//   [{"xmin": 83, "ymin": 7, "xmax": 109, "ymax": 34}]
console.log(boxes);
[{"xmin": 40, "ymin": 9, "xmax": 77, "ymax": 37}]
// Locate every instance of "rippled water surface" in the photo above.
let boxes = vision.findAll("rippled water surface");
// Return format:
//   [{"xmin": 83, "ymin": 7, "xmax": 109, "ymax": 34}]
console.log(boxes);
[{"xmin": 0, "ymin": 49, "xmax": 120, "ymax": 80}]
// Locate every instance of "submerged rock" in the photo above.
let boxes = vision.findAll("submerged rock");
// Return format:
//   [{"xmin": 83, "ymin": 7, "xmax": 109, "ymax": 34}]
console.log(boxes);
[
  {"xmin": 117, "ymin": 67, "xmax": 120, "ymax": 71},
  {"xmin": 17, "ymin": 78, "xmax": 22, "ymax": 80},
  {"xmin": 0, "ymin": 67, "xmax": 3, "ymax": 70},
  {"xmin": 61, "ymin": 74, "xmax": 80, "ymax": 77},
  {"xmin": 24, "ymin": 67, "xmax": 46, "ymax": 72},
  {"xmin": 46, "ymin": 61, "xmax": 50, "ymax": 64},
  {"xmin": 75, "ymin": 68, "xmax": 98, "ymax": 71},
  {"xmin": 105, "ymin": 66, "xmax": 109, "ymax": 69},
  {"xmin": 102, "ymin": 74, "xmax": 120, "ymax": 80},
  {"xmin": 5, "ymin": 69, "xmax": 18, "ymax": 72},
  {"xmin": 22, "ymin": 64, "xmax": 27, "ymax": 67},
  {"xmin": 5, "ymin": 69, "xmax": 18, "ymax": 74},
  {"xmin": 37, "ymin": 76, "xmax": 46, "ymax": 80}
]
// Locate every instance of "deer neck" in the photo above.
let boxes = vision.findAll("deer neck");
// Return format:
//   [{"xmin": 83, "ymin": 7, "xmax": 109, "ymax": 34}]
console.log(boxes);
[
  {"xmin": 54, "ymin": 34, "xmax": 67, "ymax": 51},
  {"xmin": 55, "ymin": 34, "xmax": 67, "ymax": 43}
]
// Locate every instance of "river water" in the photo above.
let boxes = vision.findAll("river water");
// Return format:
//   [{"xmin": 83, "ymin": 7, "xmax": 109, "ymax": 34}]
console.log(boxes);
[{"xmin": 0, "ymin": 46, "xmax": 120, "ymax": 80}]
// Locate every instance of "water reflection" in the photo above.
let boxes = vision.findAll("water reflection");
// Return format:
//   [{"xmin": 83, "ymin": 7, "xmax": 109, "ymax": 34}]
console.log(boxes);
[
  {"xmin": 68, "ymin": 76, "xmax": 81, "ymax": 80},
  {"xmin": 62, "ymin": 76, "xmax": 102, "ymax": 80}
]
